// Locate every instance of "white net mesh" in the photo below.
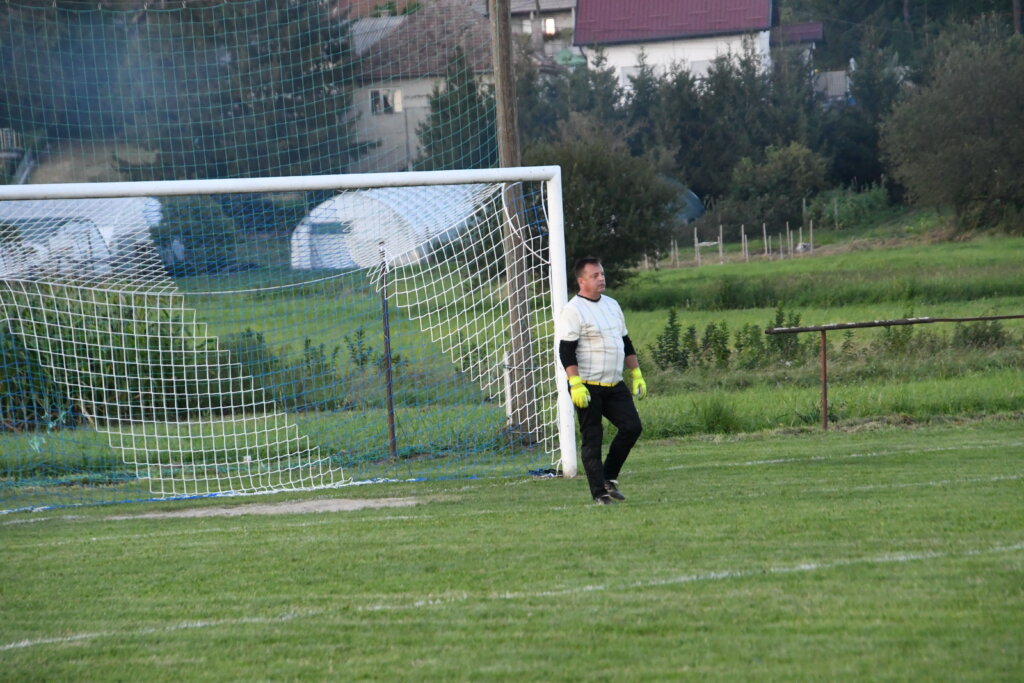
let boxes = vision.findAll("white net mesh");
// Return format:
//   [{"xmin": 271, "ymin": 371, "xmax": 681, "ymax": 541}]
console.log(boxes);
[{"xmin": 0, "ymin": 176, "xmax": 563, "ymax": 510}]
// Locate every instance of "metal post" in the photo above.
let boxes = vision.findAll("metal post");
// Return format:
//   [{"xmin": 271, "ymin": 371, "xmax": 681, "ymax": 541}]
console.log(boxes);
[
  {"xmin": 379, "ymin": 243, "xmax": 398, "ymax": 460},
  {"xmin": 820, "ymin": 330, "xmax": 829, "ymax": 430}
]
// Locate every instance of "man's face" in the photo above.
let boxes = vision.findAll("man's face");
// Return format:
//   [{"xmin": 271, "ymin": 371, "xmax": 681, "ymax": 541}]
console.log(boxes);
[{"xmin": 577, "ymin": 263, "xmax": 606, "ymax": 298}]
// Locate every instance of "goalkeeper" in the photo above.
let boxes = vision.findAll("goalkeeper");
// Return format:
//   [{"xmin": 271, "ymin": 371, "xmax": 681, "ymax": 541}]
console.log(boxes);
[{"xmin": 557, "ymin": 257, "xmax": 646, "ymax": 505}]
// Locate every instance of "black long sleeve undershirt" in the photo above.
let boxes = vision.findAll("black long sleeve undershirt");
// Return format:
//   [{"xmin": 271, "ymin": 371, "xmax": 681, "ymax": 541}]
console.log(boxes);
[{"xmin": 559, "ymin": 335, "xmax": 636, "ymax": 369}]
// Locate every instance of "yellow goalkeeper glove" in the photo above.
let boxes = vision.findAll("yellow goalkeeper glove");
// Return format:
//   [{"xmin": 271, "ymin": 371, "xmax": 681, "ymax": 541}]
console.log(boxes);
[
  {"xmin": 568, "ymin": 375, "xmax": 590, "ymax": 409},
  {"xmin": 625, "ymin": 367, "xmax": 647, "ymax": 400}
]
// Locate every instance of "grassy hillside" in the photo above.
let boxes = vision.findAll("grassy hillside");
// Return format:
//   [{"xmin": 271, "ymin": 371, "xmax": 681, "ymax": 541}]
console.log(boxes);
[{"xmin": 607, "ymin": 233, "xmax": 1024, "ymax": 436}]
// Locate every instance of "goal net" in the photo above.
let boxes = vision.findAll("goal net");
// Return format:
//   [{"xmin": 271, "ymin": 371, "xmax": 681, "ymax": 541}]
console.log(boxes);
[{"xmin": 0, "ymin": 168, "xmax": 574, "ymax": 512}]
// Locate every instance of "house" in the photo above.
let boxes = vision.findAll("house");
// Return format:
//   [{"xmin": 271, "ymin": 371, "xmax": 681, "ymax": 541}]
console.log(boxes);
[
  {"xmin": 573, "ymin": 0, "xmax": 778, "ymax": 85},
  {"xmin": 770, "ymin": 20, "xmax": 824, "ymax": 55},
  {"xmin": 509, "ymin": 0, "xmax": 578, "ymax": 61},
  {"xmin": 290, "ymin": 184, "xmax": 492, "ymax": 270},
  {"xmin": 349, "ymin": 0, "xmax": 492, "ymax": 173}
]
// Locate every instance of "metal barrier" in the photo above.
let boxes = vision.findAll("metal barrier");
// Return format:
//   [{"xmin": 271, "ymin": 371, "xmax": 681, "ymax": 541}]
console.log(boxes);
[{"xmin": 765, "ymin": 314, "xmax": 1024, "ymax": 429}]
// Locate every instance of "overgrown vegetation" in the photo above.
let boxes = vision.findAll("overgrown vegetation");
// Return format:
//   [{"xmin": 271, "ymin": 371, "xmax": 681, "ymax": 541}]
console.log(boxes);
[{"xmin": 647, "ymin": 304, "xmax": 1020, "ymax": 377}]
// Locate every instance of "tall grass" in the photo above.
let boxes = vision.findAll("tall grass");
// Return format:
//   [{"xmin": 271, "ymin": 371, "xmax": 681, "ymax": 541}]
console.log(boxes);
[{"xmin": 617, "ymin": 235, "xmax": 1024, "ymax": 311}]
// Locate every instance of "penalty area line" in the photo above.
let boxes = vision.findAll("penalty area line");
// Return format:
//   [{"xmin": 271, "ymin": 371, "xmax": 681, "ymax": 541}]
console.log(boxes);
[
  {"xmin": 666, "ymin": 441, "xmax": 1024, "ymax": 471},
  {"xmin": 357, "ymin": 541, "xmax": 1024, "ymax": 612},
  {"xmin": 5, "ymin": 544, "xmax": 1021, "ymax": 651},
  {"xmin": 0, "ymin": 610, "xmax": 322, "ymax": 653}
]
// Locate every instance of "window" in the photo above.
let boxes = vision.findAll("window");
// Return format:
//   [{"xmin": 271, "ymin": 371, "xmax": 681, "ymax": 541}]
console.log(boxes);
[
  {"xmin": 522, "ymin": 18, "xmax": 532, "ymax": 34},
  {"xmin": 370, "ymin": 89, "xmax": 402, "ymax": 115},
  {"xmin": 543, "ymin": 17, "xmax": 556, "ymax": 36}
]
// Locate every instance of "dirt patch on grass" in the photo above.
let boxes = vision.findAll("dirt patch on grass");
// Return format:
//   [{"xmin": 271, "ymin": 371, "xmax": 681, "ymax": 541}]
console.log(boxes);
[{"xmin": 107, "ymin": 497, "xmax": 419, "ymax": 520}]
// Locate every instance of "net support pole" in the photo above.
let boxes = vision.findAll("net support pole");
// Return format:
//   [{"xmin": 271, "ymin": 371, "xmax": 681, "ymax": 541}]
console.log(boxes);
[
  {"xmin": 379, "ymin": 243, "xmax": 398, "ymax": 460},
  {"xmin": 501, "ymin": 186, "xmax": 540, "ymax": 442},
  {"xmin": 546, "ymin": 169, "xmax": 577, "ymax": 478}
]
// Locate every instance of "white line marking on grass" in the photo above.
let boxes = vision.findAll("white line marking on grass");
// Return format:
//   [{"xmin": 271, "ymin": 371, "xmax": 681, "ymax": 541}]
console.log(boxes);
[
  {"xmin": 809, "ymin": 473, "xmax": 1024, "ymax": 494},
  {"xmin": 356, "ymin": 541, "xmax": 1024, "ymax": 612},
  {"xmin": 4, "ymin": 543, "xmax": 1021, "ymax": 651},
  {"xmin": 0, "ymin": 610, "xmax": 322, "ymax": 652},
  {"xmin": 666, "ymin": 441, "xmax": 1024, "ymax": 471}
]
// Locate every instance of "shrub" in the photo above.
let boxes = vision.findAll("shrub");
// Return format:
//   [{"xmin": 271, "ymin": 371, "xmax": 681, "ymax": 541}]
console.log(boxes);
[
  {"xmin": 152, "ymin": 196, "xmax": 241, "ymax": 276},
  {"xmin": 951, "ymin": 320, "xmax": 1010, "ymax": 349},
  {"xmin": 647, "ymin": 309, "xmax": 690, "ymax": 370},
  {"xmin": 733, "ymin": 322, "xmax": 767, "ymax": 369},
  {"xmin": 699, "ymin": 321, "xmax": 731, "ymax": 368},
  {"xmin": 0, "ymin": 332, "xmax": 77, "ymax": 432},
  {"xmin": 807, "ymin": 184, "xmax": 892, "ymax": 231},
  {"xmin": 765, "ymin": 304, "xmax": 808, "ymax": 363}
]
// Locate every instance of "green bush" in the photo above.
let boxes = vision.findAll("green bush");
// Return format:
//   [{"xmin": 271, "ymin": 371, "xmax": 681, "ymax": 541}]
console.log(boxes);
[
  {"xmin": 0, "ymin": 331, "xmax": 77, "ymax": 432},
  {"xmin": 951, "ymin": 320, "xmax": 1011, "ymax": 349},
  {"xmin": 152, "ymin": 196, "xmax": 241, "ymax": 275},
  {"xmin": 648, "ymin": 304, "xmax": 814, "ymax": 372},
  {"xmin": 807, "ymin": 184, "xmax": 892, "ymax": 232},
  {"xmin": 647, "ymin": 309, "xmax": 690, "ymax": 370}
]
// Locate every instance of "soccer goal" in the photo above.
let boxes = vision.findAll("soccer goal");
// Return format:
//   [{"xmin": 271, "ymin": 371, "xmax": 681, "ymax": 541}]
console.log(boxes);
[{"xmin": 0, "ymin": 167, "xmax": 576, "ymax": 512}]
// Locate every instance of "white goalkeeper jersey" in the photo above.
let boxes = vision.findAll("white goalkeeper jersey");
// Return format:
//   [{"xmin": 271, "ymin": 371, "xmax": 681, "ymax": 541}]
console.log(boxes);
[{"xmin": 558, "ymin": 294, "xmax": 628, "ymax": 385}]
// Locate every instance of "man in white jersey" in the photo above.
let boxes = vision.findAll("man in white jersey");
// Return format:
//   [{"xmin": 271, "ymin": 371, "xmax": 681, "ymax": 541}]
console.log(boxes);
[{"xmin": 558, "ymin": 257, "xmax": 647, "ymax": 505}]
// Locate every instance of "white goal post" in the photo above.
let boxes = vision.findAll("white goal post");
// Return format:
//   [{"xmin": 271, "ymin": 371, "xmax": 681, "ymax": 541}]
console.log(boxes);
[{"xmin": 0, "ymin": 166, "xmax": 577, "ymax": 508}]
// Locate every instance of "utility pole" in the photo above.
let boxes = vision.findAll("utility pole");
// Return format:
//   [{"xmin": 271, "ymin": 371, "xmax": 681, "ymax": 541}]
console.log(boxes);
[
  {"xmin": 490, "ymin": 0, "xmax": 539, "ymax": 443},
  {"xmin": 491, "ymin": 0, "xmax": 521, "ymax": 167}
]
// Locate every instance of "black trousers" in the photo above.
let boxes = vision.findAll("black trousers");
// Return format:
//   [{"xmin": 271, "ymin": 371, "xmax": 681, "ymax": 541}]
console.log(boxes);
[{"xmin": 575, "ymin": 381, "xmax": 643, "ymax": 499}]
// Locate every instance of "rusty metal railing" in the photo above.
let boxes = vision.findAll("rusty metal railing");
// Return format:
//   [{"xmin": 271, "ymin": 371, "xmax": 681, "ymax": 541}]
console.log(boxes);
[{"xmin": 765, "ymin": 314, "xmax": 1024, "ymax": 430}]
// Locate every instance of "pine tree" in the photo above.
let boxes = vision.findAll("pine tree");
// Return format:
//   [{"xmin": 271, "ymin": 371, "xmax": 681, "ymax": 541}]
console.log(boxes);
[
  {"xmin": 415, "ymin": 46, "xmax": 497, "ymax": 171},
  {"xmin": 120, "ymin": 0, "xmax": 369, "ymax": 180}
]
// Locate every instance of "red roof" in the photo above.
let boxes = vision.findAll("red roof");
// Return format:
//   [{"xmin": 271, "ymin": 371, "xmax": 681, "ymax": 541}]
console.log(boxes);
[
  {"xmin": 357, "ymin": 0, "xmax": 492, "ymax": 82},
  {"xmin": 574, "ymin": 0, "xmax": 774, "ymax": 46}
]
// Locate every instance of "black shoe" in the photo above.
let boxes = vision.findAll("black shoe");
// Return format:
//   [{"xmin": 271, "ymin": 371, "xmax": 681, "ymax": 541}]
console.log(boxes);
[
  {"xmin": 605, "ymin": 479, "xmax": 625, "ymax": 501},
  {"xmin": 594, "ymin": 493, "xmax": 616, "ymax": 505}
]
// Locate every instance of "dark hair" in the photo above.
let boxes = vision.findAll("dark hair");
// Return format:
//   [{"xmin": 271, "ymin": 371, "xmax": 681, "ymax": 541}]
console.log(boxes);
[{"xmin": 574, "ymin": 257, "xmax": 601, "ymax": 280}]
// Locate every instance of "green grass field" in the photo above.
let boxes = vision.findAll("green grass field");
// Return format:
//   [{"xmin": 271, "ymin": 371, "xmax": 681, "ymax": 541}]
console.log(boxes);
[{"xmin": 2, "ymin": 418, "xmax": 1022, "ymax": 680}]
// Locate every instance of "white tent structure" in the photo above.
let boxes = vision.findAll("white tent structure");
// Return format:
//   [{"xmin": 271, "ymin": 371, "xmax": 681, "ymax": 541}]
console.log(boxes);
[
  {"xmin": 290, "ymin": 184, "xmax": 495, "ymax": 270},
  {"xmin": 0, "ymin": 196, "xmax": 161, "ymax": 278}
]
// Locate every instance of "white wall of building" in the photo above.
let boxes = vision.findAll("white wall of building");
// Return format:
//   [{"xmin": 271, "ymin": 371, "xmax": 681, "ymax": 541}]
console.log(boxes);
[
  {"xmin": 350, "ymin": 77, "xmax": 436, "ymax": 173},
  {"xmin": 582, "ymin": 31, "xmax": 771, "ymax": 86}
]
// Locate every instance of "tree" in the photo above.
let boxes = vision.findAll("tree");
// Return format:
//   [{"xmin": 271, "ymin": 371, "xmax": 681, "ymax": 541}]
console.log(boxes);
[
  {"xmin": 514, "ymin": 52, "xmax": 563, "ymax": 146},
  {"xmin": 767, "ymin": 46, "xmax": 823, "ymax": 154},
  {"xmin": 821, "ymin": 31, "xmax": 904, "ymax": 187},
  {"xmin": 415, "ymin": 46, "xmax": 497, "ymax": 171},
  {"xmin": 564, "ymin": 48, "xmax": 624, "ymax": 130},
  {"xmin": 880, "ymin": 21, "xmax": 1024, "ymax": 230},
  {"xmin": 120, "ymin": 0, "xmax": 369, "ymax": 180},
  {"xmin": 685, "ymin": 44, "xmax": 775, "ymax": 199},
  {"xmin": 514, "ymin": 46, "xmax": 624, "ymax": 148},
  {"xmin": 720, "ymin": 142, "xmax": 828, "ymax": 234},
  {"xmin": 651, "ymin": 65, "xmax": 702, "ymax": 184},
  {"xmin": 623, "ymin": 50, "xmax": 659, "ymax": 156},
  {"xmin": 522, "ymin": 113, "xmax": 678, "ymax": 283},
  {"xmin": 0, "ymin": 5, "xmax": 122, "ymax": 141}
]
